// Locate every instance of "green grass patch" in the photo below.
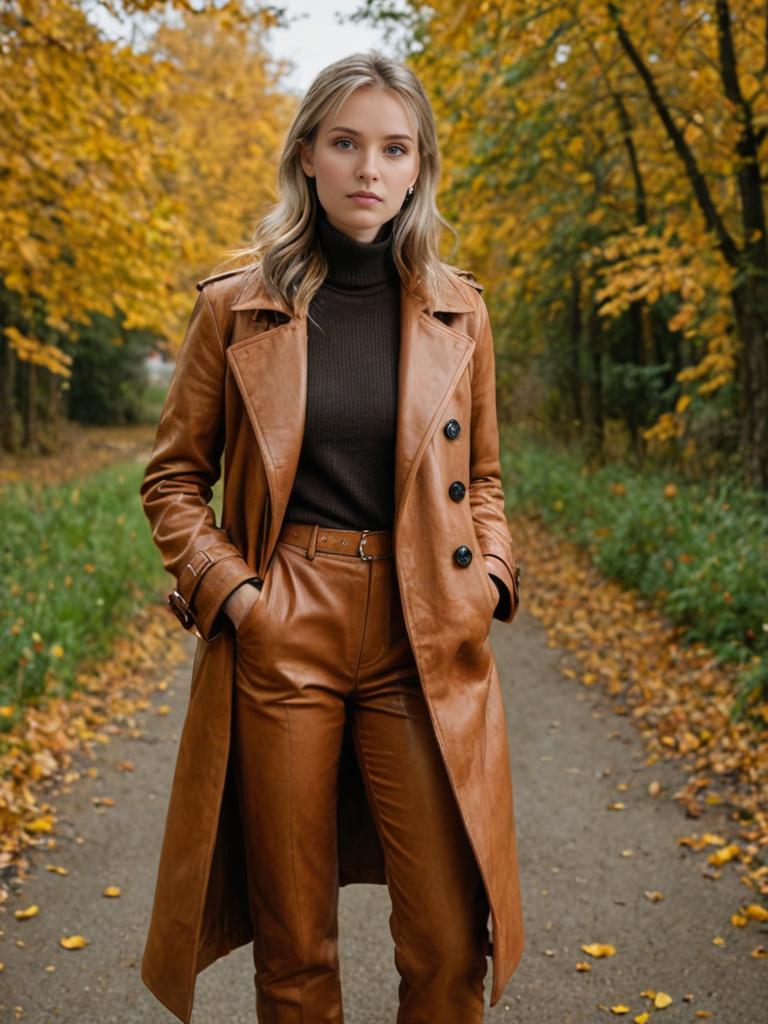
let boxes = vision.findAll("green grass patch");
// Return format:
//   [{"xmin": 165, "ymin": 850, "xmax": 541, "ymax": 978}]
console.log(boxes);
[
  {"xmin": 0, "ymin": 459, "xmax": 168, "ymax": 724},
  {"xmin": 501, "ymin": 435, "xmax": 768, "ymax": 717}
]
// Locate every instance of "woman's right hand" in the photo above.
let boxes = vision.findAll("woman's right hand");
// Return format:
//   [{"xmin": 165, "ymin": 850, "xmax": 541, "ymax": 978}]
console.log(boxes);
[{"xmin": 223, "ymin": 581, "xmax": 263, "ymax": 630}]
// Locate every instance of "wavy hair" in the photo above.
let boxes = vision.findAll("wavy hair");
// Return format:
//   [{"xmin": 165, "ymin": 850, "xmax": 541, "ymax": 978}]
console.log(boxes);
[{"xmin": 222, "ymin": 50, "xmax": 458, "ymax": 317}]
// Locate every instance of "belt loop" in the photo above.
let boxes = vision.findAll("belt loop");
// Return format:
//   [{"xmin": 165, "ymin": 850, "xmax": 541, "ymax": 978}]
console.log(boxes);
[{"xmin": 306, "ymin": 524, "xmax": 319, "ymax": 561}]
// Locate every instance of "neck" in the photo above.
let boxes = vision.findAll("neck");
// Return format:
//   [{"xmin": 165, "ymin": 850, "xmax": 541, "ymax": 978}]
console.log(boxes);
[{"xmin": 315, "ymin": 205, "xmax": 398, "ymax": 289}]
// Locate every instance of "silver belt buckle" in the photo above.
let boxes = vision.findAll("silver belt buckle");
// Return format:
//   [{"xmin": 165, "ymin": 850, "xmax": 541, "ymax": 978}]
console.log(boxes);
[{"xmin": 357, "ymin": 529, "xmax": 372, "ymax": 560}]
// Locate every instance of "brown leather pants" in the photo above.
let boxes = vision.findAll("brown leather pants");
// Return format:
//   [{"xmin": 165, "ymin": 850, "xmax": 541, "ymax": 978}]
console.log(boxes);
[{"xmin": 231, "ymin": 522, "xmax": 489, "ymax": 1023}]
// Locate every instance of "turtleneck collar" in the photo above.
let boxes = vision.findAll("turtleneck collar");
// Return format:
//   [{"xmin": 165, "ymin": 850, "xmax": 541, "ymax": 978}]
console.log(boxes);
[{"xmin": 315, "ymin": 204, "xmax": 399, "ymax": 290}]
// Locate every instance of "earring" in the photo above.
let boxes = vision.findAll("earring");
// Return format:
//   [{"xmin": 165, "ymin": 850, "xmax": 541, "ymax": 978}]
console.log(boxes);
[{"xmin": 407, "ymin": 185, "xmax": 415, "ymax": 197}]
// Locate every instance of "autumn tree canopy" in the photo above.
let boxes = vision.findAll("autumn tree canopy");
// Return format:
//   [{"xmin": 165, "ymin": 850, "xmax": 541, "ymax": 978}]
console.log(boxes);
[
  {"xmin": 0, "ymin": 0, "xmax": 295, "ymax": 450},
  {"xmin": 357, "ymin": 0, "xmax": 768, "ymax": 487}
]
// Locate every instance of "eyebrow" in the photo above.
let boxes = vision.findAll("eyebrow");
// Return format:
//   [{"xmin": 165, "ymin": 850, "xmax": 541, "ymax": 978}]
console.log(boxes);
[{"xmin": 327, "ymin": 126, "xmax": 414, "ymax": 141}]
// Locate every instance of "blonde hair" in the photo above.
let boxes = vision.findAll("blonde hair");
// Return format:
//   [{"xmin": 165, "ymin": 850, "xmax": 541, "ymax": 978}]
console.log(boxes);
[{"xmin": 223, "ymin": 50, "xmax": 458, "ymax": 317}]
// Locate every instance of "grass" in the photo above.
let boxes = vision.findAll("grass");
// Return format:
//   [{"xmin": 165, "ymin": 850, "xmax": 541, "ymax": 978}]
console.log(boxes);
[
  {"xmin": 501, "ymin": 435, "xmax": 768, "ymax": 716},
  {"xmin": 0, "ymin": 459, "xmax": 168, "ymax": 723}
]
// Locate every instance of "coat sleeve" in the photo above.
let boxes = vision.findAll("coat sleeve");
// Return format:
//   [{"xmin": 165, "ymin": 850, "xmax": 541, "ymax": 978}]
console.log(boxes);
[
  {"xmin": 468, "ymin": 288, "xmax": 521, "ymax": 623},
  {"xmin": 139, "ymin": 286, "xmax": 260, "ymax": 642}
]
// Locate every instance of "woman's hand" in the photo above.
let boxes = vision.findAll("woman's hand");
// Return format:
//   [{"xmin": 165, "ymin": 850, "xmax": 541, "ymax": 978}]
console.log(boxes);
[{"xmin": 223, "ymin": 581, "xmax": 263, "ymax": 630}]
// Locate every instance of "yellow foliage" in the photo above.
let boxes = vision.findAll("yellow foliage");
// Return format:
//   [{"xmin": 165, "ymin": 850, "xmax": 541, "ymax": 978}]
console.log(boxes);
[
  {"xmin": 406, "ymin": 0, "xmax": 762, "ymax": 431},
  {"xmin": 1, "ymin": 0, "xmax": 294, "ymax": 367}
]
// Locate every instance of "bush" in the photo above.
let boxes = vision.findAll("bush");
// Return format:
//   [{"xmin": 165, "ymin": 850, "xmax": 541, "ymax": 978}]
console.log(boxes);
[
  {"xmin": 66, "ymin": 314, "xmax": 155, "ymax": 426},
  {"xmin": 502, "ymin": 435, "xmax": 768, "ymax": 714},
  {"xmin": 0, "ymin": 459, "xmax": 167, "ymax": 722}
]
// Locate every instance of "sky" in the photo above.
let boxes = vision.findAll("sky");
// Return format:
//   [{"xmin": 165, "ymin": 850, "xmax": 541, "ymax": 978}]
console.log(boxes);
[
  {"xmin": 87, "ymin": 1, "xmax": 397, "ymax": 98},
  {"xmin": 267, "ymin": 1, "xmax": 395, "ymax": 96}
]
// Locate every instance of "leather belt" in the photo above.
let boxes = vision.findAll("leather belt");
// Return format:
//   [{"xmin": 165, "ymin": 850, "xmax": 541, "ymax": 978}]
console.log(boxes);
[{"xmin": 278, "ymin": 522, "xmax": 393, "ymax": 560}]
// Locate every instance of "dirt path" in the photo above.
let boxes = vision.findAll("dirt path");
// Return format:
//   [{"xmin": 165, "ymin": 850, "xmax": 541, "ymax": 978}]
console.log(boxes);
[{"xmin": 0, "ymin": 609, "xmax": 763, "ymax": 1022}]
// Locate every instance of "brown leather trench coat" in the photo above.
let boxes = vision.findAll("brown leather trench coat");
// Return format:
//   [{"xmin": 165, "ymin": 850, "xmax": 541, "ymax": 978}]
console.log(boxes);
[{"xmin": 138, "ymin": 259, "xmax": 525, "ymax": 1021}]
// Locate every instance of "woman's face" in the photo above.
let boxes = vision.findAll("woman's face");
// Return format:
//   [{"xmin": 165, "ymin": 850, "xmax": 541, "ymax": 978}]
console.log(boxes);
[{"xmin": 298, "ymin": 85, "xmax": 420, "ymax": 243}]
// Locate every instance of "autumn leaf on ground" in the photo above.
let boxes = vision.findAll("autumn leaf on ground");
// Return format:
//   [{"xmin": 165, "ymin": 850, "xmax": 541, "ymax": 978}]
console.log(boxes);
[
  {"xmin": 507, "ymin": 514, "xmax": 768, "ymax": 901},
  {"xmin": 14, "ymin": 905, "xmax": 39, "ymax": 920},
  {"xmin": 59, "ymin": 935, "xmax": 88, "ymax": 949},
  {"xmin": 581, "ymin": 942, "xmax": 617, "ymax": 957}
]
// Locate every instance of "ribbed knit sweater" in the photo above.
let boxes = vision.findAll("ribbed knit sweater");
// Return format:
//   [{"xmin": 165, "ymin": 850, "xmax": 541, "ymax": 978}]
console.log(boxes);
[{"xmin": 283, "ymin": 205, "xmax": 401, "ymax": 531}]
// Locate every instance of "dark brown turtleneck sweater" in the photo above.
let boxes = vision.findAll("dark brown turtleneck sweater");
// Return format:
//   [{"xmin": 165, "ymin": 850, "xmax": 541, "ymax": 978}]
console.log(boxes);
[
  {"xmin": 283, "ymin": 206, "xmax": 401, "ymax": 531},
  {"xmin": 280, "ymin": 206, "xmax": 509, "ymax": 616}
]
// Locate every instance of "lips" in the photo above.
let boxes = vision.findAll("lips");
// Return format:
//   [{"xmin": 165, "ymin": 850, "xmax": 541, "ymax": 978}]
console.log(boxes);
[{"xmin": 349, "ymin": 192, "xmax": 381, "ymax": 200}]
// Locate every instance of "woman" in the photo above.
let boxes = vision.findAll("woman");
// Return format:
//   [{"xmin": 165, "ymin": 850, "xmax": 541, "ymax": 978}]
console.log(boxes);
[{"xmin": 139, "ymin": 51, "xmax": 524, "ymax": 1024}]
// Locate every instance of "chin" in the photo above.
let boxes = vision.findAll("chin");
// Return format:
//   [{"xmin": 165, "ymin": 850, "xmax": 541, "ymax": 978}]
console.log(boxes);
[{"xmin": 334, "ymin": 210, "xmax": 390, "ymax": 231}]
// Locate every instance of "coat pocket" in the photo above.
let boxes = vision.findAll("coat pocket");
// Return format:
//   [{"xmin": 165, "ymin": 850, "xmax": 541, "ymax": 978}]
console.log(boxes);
[{"xmin": 234, "ymin": 578, "xmax": 267, "ymax": 642}]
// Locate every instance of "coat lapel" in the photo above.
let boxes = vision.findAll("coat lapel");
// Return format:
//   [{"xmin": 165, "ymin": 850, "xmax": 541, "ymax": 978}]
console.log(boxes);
[
  {"xmin": 394, "ymin": 288, "xmax": 475, "ymax": 533},
  {"xmin": 224, "ymin": 267, "xmax": 476, "ymax": 559}
]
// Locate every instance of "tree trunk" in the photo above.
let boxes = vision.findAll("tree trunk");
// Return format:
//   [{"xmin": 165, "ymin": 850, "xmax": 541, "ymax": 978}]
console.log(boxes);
[
  {"xmin": 0, "ymin": 338, "xmax": 19, "ymax": 453},
  {"xmin": 584, "ymin": 299, "xmax": 604, "ymax": 463},
  {"xmin": 731, "ymin": 279, "xmax": 768, "ymax": 489},
  {"xmin": 23, "ymin": 361, "xmax": 38, "ymax": 452},
  {"xmin": 568, "ymin": 269, "xmax": 583, "ymax": 430}
]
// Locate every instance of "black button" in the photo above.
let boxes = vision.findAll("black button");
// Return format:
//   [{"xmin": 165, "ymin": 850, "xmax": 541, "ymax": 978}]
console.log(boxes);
[
  {"xmin": 454, "ymin": 545, "xmax": 473, "ymax": 567},
  {"xmin": 448, "ymin": 481, "xmax": 466, "ymax": 502},
  {"xmin": 444, "ymin": 418, "xmax": 461, "ymax": 440}
]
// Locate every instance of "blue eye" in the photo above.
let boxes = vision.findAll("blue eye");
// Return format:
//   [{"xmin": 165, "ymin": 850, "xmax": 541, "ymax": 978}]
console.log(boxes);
[{"xmin": 332, "ymin": 138, "xmax": 407, "ymax": 156}]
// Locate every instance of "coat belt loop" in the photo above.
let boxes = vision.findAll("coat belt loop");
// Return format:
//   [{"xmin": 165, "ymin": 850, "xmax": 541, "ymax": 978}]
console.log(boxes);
[{"xmin": 306, "ymin": 524, "xmax": 319, "ymax": 561}]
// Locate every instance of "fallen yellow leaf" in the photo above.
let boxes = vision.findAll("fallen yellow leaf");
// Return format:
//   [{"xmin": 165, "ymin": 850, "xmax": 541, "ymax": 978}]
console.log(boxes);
[
  {"xmin": 633, "ymin": 1013, "xmax": 650, "ymax": 1024},
  {"xmin": 610, "ymin": 1004, "xmax": 630, "ymax": 1014},
  {"xmin": 575, "ymin": 961, "xmax": 592, "ymax": 971},
  {"xmin": 14, "ymin": 905, "xmax": 39, "ymax": 920},
  {"xmin": 745, "ymin": 904, "xmax": 768, "ymax": 922},
  {"xmin": 752, "ymin": 945, "xmax": 768, "ymax": 959},
  {"xmin": 45, "ymin": 865, "xmax": 68, "ymax": 876},
  {"xmin": 731, "ymin": 913, "xmax": 748, "ymax": 927},
  {"xmin": 708, "ymin": 843, "xmax": 740, "ymax": 865},
  {"xmin": 102, "ymin": 886, "xmax": 121, "ymax": 897},
  {"xmin": 59, "ymin": 935, "xmax": 88, "ymax": 950},
  {"xmin": 654, "ymin": 991, "xmax": 673, "ymax": 1008},
  {"xmin": 581, "ymin": 942, "xmax": 616, "ymax": 957},
  {"xmin": 23, "ymin": 816, "xmax": 54, "ymax": 833},
  {"xmin": 607, "ymin": 801, "xmax": 626, "ymax": 810},
  {"xmin": 712, "ymin": 935, "xmax": 725, "ymax": 945}
]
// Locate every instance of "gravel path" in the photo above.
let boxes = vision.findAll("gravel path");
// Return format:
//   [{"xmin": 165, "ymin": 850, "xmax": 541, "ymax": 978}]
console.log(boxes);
[{"xmin": 1, "ymin": 608, "xmax": 763, "ymax": 1023}]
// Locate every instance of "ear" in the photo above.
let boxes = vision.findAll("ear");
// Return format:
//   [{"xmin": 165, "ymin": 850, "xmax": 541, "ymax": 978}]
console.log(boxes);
[{"xmin": 297, "ymin": 139, "xmax": 315, "ymax": 178}]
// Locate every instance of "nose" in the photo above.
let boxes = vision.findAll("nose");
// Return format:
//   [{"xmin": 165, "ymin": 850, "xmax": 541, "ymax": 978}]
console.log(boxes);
[{"xmin": 356, "ymin": 146, "xmax": 380, "ymax": 183}]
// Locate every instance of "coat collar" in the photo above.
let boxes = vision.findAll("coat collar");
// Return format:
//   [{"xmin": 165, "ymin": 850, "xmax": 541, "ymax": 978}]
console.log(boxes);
[
  {"xmin": 227, "ymin": 261, "xmax": 478, "ymax": 316},
  {"xmin": 223, "ymin": 263, "xmax": 479, "ymax": 562}
]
